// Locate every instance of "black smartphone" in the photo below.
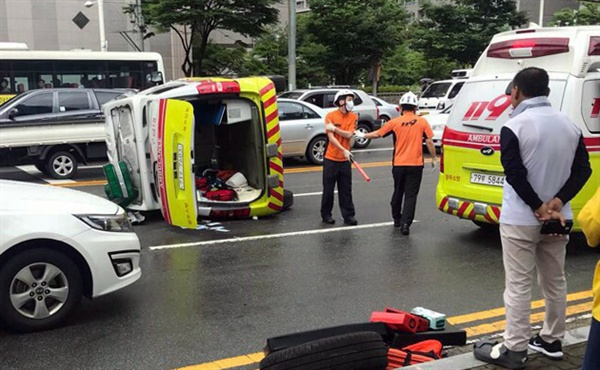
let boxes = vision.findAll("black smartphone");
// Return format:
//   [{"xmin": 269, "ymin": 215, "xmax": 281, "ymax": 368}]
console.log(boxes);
[{"xmin": 540, "ymin": 219, "xmax": 573, "ymax": 235}]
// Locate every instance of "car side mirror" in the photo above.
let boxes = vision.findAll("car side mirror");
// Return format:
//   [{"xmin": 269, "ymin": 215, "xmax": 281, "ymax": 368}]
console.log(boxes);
[
  {"xmin": 146, "ymin": 71, "xmax": 164, "ymax": 85},
  {"xmin": 8, "ymin": 108, "xmax": 18, "ymax": 119}
]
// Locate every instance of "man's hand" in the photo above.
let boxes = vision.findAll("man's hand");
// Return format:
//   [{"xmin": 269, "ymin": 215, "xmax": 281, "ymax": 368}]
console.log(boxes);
[
  {"xmin": 535, "ymin": 203, "xmax": 551, "ymax": 222},
  {"xmin": 430, "ymin": 158, "xmax": 437, "ymax": 172},
  {"xmin": 354, "ymin": 130, "xmax": 366, "ymax": 139},
  {"xmin": 343, "ymin": 149, "xmax": 353, "ymax": 162},
  {"xmin": 547, "ymin": 197, "xmax": 564, "ymax": 213},
  {"xmin": 325, "ymin": 123, "xmax": 336, "ymax": 132}
]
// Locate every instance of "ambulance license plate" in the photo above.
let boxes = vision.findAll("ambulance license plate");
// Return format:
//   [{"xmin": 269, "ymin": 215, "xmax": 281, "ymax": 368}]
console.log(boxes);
[{"xmin": 470, "ymin": 173, "xmax": 505, "ymax": 187}]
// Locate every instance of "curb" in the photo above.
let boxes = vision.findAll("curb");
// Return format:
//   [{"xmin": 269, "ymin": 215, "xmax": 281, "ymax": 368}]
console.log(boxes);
[{"xmin": 400, "ymin": 325, "xmax": 590, "ymax": 370}]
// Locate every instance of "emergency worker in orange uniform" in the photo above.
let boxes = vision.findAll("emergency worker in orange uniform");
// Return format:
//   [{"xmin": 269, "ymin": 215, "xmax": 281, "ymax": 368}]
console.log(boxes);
[
  {"xmin": 360, "ymin": 92, "xmax": 437, "ymax": 235},
  {"xmin": 321, "ymin": 89, "xmax": 359, "ymax": 226}
]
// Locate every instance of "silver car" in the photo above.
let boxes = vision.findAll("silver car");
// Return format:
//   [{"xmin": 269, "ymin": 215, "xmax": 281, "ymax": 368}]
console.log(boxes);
[
  {"xmin": 370, "ymin": 96, "xmax": 400, "ymax": 123},
  {"xmin": 278, "ymin": 98, "xmax": 328, "ymax": 165}
]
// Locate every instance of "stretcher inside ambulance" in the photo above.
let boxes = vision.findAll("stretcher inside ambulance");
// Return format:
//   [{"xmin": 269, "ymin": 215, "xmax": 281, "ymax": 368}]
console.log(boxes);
[
  {"xmin": 436, "ymin": 26, "xmax": 599, "ymax": 230},
  {"xmin": 102, "ymin": 77, "xmax": 290, "ymax": 229}
]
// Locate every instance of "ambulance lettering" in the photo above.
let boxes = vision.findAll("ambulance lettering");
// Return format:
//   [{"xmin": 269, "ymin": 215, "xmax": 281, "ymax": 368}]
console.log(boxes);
[
  {"xmin": 592, "ymin": 97, "xmax": 600, "ymax": 119},
  {"xmin": 467, "ymin": 135, "xmax": 500, "ymax": 144},
  {"xmin": 462, "ymin": 95, "xmax": 512, "ymax": 121}
]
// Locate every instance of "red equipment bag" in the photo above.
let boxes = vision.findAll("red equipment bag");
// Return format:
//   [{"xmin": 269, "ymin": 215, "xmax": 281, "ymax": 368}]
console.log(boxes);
[
  {"xmin": 385, "ymin": 307, "xmax": 430, "ymax": 333},
  {"xmin": 371, "ymin": 311, "xmax": 419, "ymax": 334},
  {"xmin": 205, "ymin": 189, "xmax": 236, "ymax": 201},
  {"xmin": 386, "ymin": 340, "xmax": 442, "ymax": 369}
]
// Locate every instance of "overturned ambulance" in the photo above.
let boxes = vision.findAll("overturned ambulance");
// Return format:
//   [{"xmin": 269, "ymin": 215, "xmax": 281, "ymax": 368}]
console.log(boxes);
[{"xmin": 102, "ymin": 76, "xmax": 292, "ymax": 229}]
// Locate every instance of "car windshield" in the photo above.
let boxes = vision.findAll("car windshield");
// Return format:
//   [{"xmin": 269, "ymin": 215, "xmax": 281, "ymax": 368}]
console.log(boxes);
[{"xmin": 421, "ymin": 83, "xmax": 451, "ymax": 98}]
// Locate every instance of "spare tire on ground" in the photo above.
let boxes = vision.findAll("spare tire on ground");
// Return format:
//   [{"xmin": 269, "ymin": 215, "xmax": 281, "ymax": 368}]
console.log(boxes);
[{"xmin": 259, "ymin": 331, "xmax": 388, "ymax": 370}]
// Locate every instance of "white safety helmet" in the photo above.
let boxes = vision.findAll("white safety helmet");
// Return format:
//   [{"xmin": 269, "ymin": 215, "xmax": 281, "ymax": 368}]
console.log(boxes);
[
  {"xmin": 333, "ymin": 89, "xmax": 356, "ymax": 107},
  {"xmin": 399, "ymin": 91, "xmax": 419, "ymax": 107},
  {"xmin": 226, "ymin": 172, "xmax": 248, "ymax": 188}
]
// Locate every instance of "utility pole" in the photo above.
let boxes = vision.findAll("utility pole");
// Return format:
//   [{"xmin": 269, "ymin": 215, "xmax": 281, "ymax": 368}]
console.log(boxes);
[
  {"xmin": 137, "ymin": 0, "xmax": 144, "ymax": 51},
  {"xmin": 539, "ymin": 0, "xmax": 545, "ymax": 26},
  {"xmin": 288, "ymin": 0, "xmax": 296, "ymax": 91}
]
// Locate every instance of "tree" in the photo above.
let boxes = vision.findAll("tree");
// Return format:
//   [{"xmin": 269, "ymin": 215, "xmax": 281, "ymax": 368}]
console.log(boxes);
[
  {"xmin": 197, "ymin": 43, "xmax": 248, "ymax": 76},
  {"xmin": 410, "ymin": 0, "xmax": 526, "ymax": 67},
  {"xmin": 303, "ymin": 0, "xmax": 408, "ymax": 85},
  {"xmin": 140, "ymin": 0, "xmax": 280, "ymax": 76},
  {"xmin": 551, "ymin": 2, "xmax": 600, "ymax": 26}
]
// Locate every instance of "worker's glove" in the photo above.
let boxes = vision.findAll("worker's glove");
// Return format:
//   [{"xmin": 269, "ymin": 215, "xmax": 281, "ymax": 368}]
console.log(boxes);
[
  {"xmin": 343, "ymin": 149, "xmax": 354, "ymax": 162},
  {"xmin": 325, "ymin": 123, "xmax": 336, "ymax": 132},
  {"xmin": 431, "ymin": 158, "xmax": 437, "ymax": 172},
  {"xmin": 354, "ymin": 130, "xmax": 366, "ymax": 139}
]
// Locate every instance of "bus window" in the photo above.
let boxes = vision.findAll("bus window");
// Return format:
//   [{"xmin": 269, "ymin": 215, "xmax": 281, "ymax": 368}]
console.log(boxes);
[{"xmin": 108, "ymin": 61, "xmax": 142, "ymax": 89}]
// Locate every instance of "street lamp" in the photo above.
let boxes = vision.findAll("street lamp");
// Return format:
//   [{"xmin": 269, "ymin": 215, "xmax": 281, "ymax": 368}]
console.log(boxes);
[{"xmin": 84, "ymin": 0, "xmax": 107, "ymax": 52}]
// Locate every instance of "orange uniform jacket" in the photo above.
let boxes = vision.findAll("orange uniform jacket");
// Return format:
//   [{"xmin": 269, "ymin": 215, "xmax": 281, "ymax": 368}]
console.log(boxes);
[
  {"xmin": 375, "ymin": 111, "xmax": 433, "ymax": 166},
  {"xmin": 324, "ymin": 110, "xmax": 358, "ymax": 162}
]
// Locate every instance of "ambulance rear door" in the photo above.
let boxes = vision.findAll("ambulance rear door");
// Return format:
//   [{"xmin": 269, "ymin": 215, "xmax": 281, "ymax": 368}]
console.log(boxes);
[{"xmin": 148, "ymin": 98, "xmax": 197, "ymax": 229}]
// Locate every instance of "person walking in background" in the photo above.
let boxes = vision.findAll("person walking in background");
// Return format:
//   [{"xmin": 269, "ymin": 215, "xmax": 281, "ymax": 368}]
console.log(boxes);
[
  {"xmin": 474, "ymin": 67, "xmax": 592, "ymax": 369},
  {"xmin": 579, "ymin": 186, "xmax": 600, "ymax": 370},
  {"xmin": 358, "ymin": 92, "xmax": 437, "ymax": 235},
  {"xmin": 320, "ymin": 89, "xmax": 359, "ymax": 226}
]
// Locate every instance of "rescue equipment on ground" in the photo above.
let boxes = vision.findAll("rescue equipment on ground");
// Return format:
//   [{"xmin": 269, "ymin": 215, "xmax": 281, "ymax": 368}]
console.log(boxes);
[
  {"xmin": 386, "ymin": 340, "xmax": 443, "ymax": 369},
  {"xmin": 411, "ymin": 307, "xmax": 447, "ymax": 330},
  {"xmin": 103, "ymin": 162, "xmax": 138, "ymax": 207},
  {"xmin": 385, "ymin": 306, "xmax": 429, "ymax": 332}
]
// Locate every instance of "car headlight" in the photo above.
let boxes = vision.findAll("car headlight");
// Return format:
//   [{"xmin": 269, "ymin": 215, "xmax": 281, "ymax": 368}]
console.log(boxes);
[{"xmin": 75, "ymin": 213, "xmax": 134, "ymax": 232}]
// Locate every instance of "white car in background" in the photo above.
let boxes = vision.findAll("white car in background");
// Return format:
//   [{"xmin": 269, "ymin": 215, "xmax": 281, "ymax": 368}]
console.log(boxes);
[
  {"xmin": 0, "ymin": 180, "xmax": 141, "ymax": 332},
  {"xmin": 424, "ymin": 105, "xmax": 452, "ymax": 149},
  {"xmin": 370, "ymin": 96, "xmax": 400, "ymax": 123},
  {"xmin": 278, "ymin": 98, "xmax": 329, "ymax": 165}
]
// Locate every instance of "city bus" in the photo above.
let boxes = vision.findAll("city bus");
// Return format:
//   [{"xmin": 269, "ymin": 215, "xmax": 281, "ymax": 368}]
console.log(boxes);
[{"xmin": 0, "ymin": 47, "xmax": 165, "ymax": 105}]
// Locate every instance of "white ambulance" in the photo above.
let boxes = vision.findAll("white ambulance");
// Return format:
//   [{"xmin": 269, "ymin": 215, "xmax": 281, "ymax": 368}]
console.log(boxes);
[{"xmin": 436, "ymin": 26, "xmax": 599, "ymax": 230}]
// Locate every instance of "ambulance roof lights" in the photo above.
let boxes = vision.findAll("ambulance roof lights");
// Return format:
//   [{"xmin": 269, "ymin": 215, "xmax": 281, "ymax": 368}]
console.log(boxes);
[
  {"xmin": 196, "ymin": 80, "xmax": 241, "ymax": 95},
  {"xmin": 589, "ymin": 37, "xmax": 600, "ymax": 56},
  {"xmin": 487, "ymin": 37, "xmax": 570, "ymax": 59}
]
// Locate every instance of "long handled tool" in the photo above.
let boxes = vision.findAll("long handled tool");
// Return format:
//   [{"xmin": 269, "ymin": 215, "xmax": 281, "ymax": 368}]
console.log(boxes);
[{"xmin": 350, "ymin": 157, "xmax": 371, "ymax": 182}]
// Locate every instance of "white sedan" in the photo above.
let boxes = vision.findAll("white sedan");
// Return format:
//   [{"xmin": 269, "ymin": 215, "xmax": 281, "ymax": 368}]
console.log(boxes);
[
  {"xmin": 424, "ymin": 105, "xmax": 452, "ymax": 148},
  {"xmin": 0, "ymin": 180, "xmax": 141, "ymax": 332},
  {"xmin": 278, "ymin": 98, "xmax": 328, "ymax": 165}
]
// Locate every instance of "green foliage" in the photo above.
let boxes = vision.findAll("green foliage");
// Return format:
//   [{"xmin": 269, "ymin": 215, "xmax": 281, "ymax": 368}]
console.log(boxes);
[
  {"xmin": 303, "ymin": 0, "xmax": 408, "ymax": 85},
  {"xmin": 140, "ymin": 0, "xmax": 279, "ymax": 76},
  {"xmin": 410, "ymin": 0, "xmax": 526, "ymax": 67},
  {"xmin": 551, "ymin": 2, "xmax": 600, "ymax": 26},
  {"xmin": 197, "ymin": 43, "xmax": 248, "ymax": 77}
]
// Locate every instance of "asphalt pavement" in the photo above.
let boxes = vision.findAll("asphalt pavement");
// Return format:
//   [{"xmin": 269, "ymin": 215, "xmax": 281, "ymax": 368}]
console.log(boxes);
[{"xmin": 0, "ymin": 139, "xmax": 597, "ymax": 370}]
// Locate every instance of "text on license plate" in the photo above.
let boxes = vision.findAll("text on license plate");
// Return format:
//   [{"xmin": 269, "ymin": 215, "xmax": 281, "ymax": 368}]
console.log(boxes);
[{"xmin": 470, "ymin": 173, "xmax": 505, "ymax": 187}]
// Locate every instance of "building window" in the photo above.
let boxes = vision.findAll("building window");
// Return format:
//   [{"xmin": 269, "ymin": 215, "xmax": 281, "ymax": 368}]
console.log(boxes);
[{"xmin": 296, "ymin": 0, "xmax": 310, "ymax": 12}]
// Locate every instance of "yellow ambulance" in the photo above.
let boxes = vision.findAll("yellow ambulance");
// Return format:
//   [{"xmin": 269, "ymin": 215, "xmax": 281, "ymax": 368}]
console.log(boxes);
[
  {"xmin": 102, "ymin": 76, "xmax": 292, "ymax": 229},
  {"xmin": 436, "ymin": 26, "xmax": 599, "ymax": 230}
]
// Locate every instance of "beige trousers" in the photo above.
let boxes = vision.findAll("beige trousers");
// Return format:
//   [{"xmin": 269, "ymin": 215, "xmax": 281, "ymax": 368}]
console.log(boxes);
[{"xmin": 500, "ymin": 223, "xmax": 569, "ymax": 352}]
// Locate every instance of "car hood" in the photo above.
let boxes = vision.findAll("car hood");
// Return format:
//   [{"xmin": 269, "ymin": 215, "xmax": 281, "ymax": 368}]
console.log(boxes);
[{"xmin": 0, "ymin": 180, "xmax": 120, "ymax": 215}]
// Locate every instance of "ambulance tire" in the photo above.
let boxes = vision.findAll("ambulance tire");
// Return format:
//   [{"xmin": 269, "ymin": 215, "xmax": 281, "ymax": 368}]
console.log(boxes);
[
  {"xmin": 282, "ymin": 190, "xmax": 294, "ymax": 211},
  {"xmin": 472, "ymin": 221, "xmax": 499, "ymax": 231},
  {"xmin": 259, "ymin": 331, "xmax": 388, "ymax": 370},
  {"xmin": 45, "ymin": 151, "xmax": 78, "ymax": 179},
  {"xmin": 353, "ymin": 123, "xmax": 372, "ymax": 149}
]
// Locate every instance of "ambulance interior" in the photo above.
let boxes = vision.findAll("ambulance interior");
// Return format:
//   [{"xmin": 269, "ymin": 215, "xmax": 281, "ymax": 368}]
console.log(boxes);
[{"xmin": 191, "ymin": 98, "xmax": 265, "ymax": 205}]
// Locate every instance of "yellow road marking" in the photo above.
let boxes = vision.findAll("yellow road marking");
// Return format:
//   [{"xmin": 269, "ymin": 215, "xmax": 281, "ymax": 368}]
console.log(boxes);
[
  {"xmin": 45, "ymin": 159, "xmax": 413, "ymax": 187},
  {"xmin": 49, "ymin": 180, "xmax": 107, "ymax": 188},
  {"xmin": 175, "ymin": 290, "xmax": 593, "ymax": 370},
  {"xmin": 465, "ymin": 301, "xmax": 592, "ymax": 337},
  {"xmin": 448, "ymin": 290, "xmax": 593, "ymax": 325}
]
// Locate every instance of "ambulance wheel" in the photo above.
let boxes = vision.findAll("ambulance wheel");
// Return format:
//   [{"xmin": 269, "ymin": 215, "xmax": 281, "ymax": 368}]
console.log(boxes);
[
  {"xmin": 46, "ymin": 151, "xmax": 78, "ymax": 179},
  {"xmin": 472, "ymin": 221, "xmax": 499, "ymax": 231},
  {"xmin": 306, "ymin": 136, "xmax": 327, "ymax": 165},
  {"xmin": 282, "ymin": 190, "xmax": 293, "ymax": 211},
  {"xmin": 0, "ymin": 248, "xmax": 82, "ymax": 332},
  {"xmin": 353, "ymin": 123, "xmax": 371, "ymax": 149},
  {"xmin": 259, "ymin": 331, "xmax": 388, "ymax": 370}
]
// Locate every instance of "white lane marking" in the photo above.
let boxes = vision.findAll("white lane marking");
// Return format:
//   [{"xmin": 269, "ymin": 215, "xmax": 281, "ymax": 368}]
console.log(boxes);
[
  {"xmin": 293, "ymin": 190, "xmax": 337, "ymax": 197},
  {"xmin": 353, "ymin": 147, "xmax": 393, "ymax": 153},
  {"xmin": 15, "ymin": 165, "xmax": 76, "ymax": 184},
  {"xmin": 149, "ymin": 221, "xmax": 419, "ymax": 250}
]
